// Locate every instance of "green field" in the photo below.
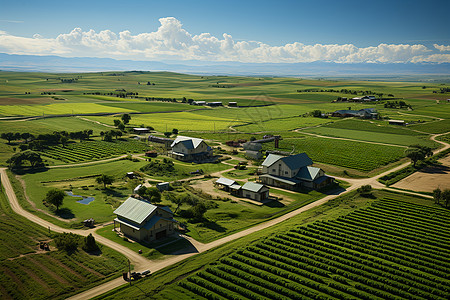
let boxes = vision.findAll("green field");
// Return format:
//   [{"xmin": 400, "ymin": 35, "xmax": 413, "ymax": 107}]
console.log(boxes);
[
  {"xmin": 0, "ymin": 185, "xmax": 127, "ymax": 299},
  {"xmin": 265, "ymin": 136, "xmax": 406, "ymax": 171},
  {"xmin": 40, "ymin": 139, "xmax": 150, "ymax": 164},
  {"xmin": 176, "ymin": 198, "xmax": 450, "ymax": 300}
]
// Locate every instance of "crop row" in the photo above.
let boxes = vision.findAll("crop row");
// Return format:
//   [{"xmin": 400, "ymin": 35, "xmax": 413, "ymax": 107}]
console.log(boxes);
[
  {"xmin": 178, "ymin": 199, "xmax": 450, "ymax": 300},
  {"xmin": 40, "ymin": 140, "xmax": 149, "ymax": 163}
]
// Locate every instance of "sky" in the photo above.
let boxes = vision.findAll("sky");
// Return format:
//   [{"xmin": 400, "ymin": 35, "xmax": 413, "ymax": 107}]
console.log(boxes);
[{"xmin": 0, "ymin": 0, "xmax": 449, "ymax": 64}]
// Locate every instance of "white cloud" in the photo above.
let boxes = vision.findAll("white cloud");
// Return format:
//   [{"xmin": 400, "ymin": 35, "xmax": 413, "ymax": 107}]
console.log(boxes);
[
  {"xmin": 0, "ymin": 17, "xmax": 448, "ymax": 64},
  {"xmin": 434, "ymin": 44, "xmax": 450, "ymax": 52}
]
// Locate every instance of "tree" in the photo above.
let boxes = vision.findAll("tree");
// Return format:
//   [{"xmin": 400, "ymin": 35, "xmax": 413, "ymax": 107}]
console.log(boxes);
[
  {"xmin": 84, "ymin": 129, "xmax": 93, "ymax": 139},
  {"xmin": 118, "ymin": 123, "xmax": 125, "ymax": 131},
  {"xmin": 82, "ymin": 233, "xmax": 99, "ymax": 252},
  {"xmin": 191, "ymin": 201, "xmax": 208, "ymax": 221},
  {"xmin": 7, "ymin": 150, "xmax": 43, "ymax": 169},
  {"xmin": 172, "ymin": 128, "xmax": 179, "ymax": 135},
  {"xmin": 121, "ymin": 114, "xmax": 131, "ymax": 125},
  {"xmin": 96, "ymin": 174, "xmax": 114, "ymax": 188},
  {"xmin": 113, "ymin": 119, "xmax": 122, "ymax": 127},
  {"xmin": 405, "ymin": 145, "xmax": 433, "ymax": 167},
  {"xmin": 165, "ymin": 191, "xmax": 184, "ymax": 214},
  {"xmin": 21, "ymin": 132, "xmax": 31, "ymax": 143},
  {"xmin": 442, "ymin": 189, "xmax": 450, "ymax": 208},
  {"xmin": 1, "ymin": 132, "xmax": 15, "ymax": 144},
  {"xmin": 311, "ymin": 110, "xmax": 322, "ymax": 118},
  {"xmin": 164, "ymin": 132, "xmax": 171, "ymax": 138},
  {"xmin": 60, "ymin": 136, "xmax": 69, "ymax": 148},
  {"xmin": 433, "ymin": 188, "xmax": 442, "ymax": 204},
  {"xmin": 137, "ymin": 186, "xmax": 161, "ymax": 203},
  {"xmin": 45, "ymin": 188, "xmax": 65, "ymax": 211}
]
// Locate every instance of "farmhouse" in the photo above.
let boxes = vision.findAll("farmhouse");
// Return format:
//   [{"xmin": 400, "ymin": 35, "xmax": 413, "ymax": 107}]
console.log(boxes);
[
  {"xmin": 258, "ymin": 153, "xmax": 333, "ymax": 190},
  {"xmin": 169, "ymin": 136, "xmax": 213, "ymax": 162},
  {"xmin": 113, "ymin": 197, "xmax": 176, "ymax": 242},
  {"xmin": 332, "ymin": 108, "xmax": 377, "ymax": 119}
]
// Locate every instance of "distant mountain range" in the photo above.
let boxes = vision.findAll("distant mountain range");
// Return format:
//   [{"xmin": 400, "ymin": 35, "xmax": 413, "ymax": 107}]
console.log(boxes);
[{"xmin": 0, "ymin": 53, "xmax": 449, "ymax": 77}]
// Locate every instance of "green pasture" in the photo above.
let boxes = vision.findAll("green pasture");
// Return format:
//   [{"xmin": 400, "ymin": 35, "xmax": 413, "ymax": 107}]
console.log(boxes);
[
  {"xmin": 0, "ymin": 102, "xmax": 136, "ymax": 117},
  {"xmin": 19, "ymin": 159, "xmax": 148, "ymax": 227},
  {"xmin": 408, "ymin": 119, "xmax": 450, "ymax": 134}
]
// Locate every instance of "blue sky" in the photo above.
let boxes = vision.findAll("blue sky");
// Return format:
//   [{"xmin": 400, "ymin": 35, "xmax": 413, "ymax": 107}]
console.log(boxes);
[{"xmin": 0, "ymin": 0, "xmax": 449, "ymax": 63}]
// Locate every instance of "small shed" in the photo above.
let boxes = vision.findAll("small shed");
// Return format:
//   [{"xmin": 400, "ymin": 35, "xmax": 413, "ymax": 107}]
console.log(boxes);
[
  {"xmin": 389, "ymin": 120, "xmax": 405, "ymax": 126},
  {"xmin": 133, "ymin": 128, "xmax": 151, "ymax": 134},
  {"xmin": 156, "ymin": 182, "xmax": 170, "ymax": 192},
  {"xmin": 228, "ymin": 102, "xmax": 237, "ymax": 107},
  {"xmin": 215, "ymin": 177, "xmax": 239, "ymax": 192},
  {"xmin": 241, "ymin": 182, "xmax": 269, "ymax": 201}
]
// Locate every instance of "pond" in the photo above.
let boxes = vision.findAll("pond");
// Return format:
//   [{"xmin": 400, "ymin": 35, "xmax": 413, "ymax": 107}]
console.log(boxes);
[{"xmin": 65, "ymin": 191, "xmax": 95, "ymax": 205}]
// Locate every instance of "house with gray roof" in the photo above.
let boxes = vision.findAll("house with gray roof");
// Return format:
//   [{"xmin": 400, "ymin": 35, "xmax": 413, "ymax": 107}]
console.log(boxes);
[
  {"xmin": 169, "ymin": 136, "xmax": 213, "ymax": 162},
  {"xmin": 113, "ymin": 197, "xmax": 177, "ymax": 242},
  {"xmin": 259, "ymin": 153, "xmax": 333, "ymax": 190}
]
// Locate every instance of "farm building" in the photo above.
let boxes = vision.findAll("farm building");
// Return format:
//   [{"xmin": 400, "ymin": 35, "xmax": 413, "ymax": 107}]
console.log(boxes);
[
  {"xmin": 258, "ymin": 153, "xmax": 333, "ymax": 190},
  {"xmin": 169, "ymin": 136, "xmax": 213, "ymax": 162},
  {"xmin": 241, "ymin": 182, "xmax": 270, "ymax": 201},
  {"xmin": 228, "ymin": 102, "xmax": 237, "ymax": 107},
  {"xmin": 332, "ymin": 108, "xmax": 377, "ymax": 119},
  {"xmin": 206, "ymin": 102, "xmax": 223, "ymax": 107},
  {"xmin": 148, "ymin": 135, "xmax": 174, "ymax": 148},
  {"xmin": 113, "ymin": 197, "xmax": 176, "ymax": 242},
  {"xmin": 215, "ymin": 177, "xmax": 270, "ymax": 201},
  {"xmin": 192, "ymin": 101, "xmax": 206, "ymax": 105},
  {"xmin": 133, "ymin": 128, "xmax": 151, "ymax": 134},
  {"xmin": 156, "ymin": 182, "xmax": 170, "ymax": 191},
  {"xmin": 215, "ymin": 177, "xmax": 241, "ymax": 195},
  {"xmin": 389, "ymin": 119, "xmax": 406, "ymax": 126}
]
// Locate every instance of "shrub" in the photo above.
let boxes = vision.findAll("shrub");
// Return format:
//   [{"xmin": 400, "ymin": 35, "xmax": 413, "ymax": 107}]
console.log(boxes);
[
  {"xmin": 54, "ymin": 232, "xmax": 80, "ymax": 253},
  {"xmin": 82, "ymin": 233, "xmax": 100, "ymax": 252}
]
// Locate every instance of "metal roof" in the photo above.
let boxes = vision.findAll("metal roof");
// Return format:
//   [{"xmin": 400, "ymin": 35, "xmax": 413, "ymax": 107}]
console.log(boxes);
[
  {"xmin": 296, "ymin": 166, "xmax": 321, "ymax": 181},
  {"xmin": 171, "ymin": 136, "xmax": 204, "ymax": 149},
  {"xmin": 242, "ymin": 181, "xmax": 268, "ymax": 193},
  {"xmin": 114, "ymin": 217, "xmax": 141, "ymax": 231},
  {"xmin": 113, "ymin": 197, "xmax": 157, "ymax": 225},
  {"xmin": 262, "ymin": 154, "xmax": 283, "ymax": 167},
  {"xmin": 281, "ymin": 153, "xmax": 313, "ymax": 170},
  {"xmin": 216, "ymin": 177, "xmax": 237, "ymax": 186}
]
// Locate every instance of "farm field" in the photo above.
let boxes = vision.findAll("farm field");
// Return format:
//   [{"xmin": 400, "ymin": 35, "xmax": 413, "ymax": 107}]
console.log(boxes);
[
  {"xmin": 0, "ymin": 187, "xmax": 128, "ymax": 300},
  {"xmin": 175, "ymin": 197, "xmax": 450, "ymax": 300},
  {"xmin": 39, "ymin": 139, "xmax": 150, "ymax": 164},
  {"xmin": 94, "ymin": 190, "xmax": 450, "ymax": 300},
  {"xmin": 265, "ymin": 136, "xmax": 406, "ymax": 172},
  {"xmin": 302, "ymin": 127, "xmax": 438, "ymax": 148}
]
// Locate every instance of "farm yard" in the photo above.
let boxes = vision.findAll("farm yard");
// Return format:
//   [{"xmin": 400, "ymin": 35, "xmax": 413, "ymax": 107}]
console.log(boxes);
[{"xmin": 0, "ymin": 70, "xmax": 449, "ymax": 299}]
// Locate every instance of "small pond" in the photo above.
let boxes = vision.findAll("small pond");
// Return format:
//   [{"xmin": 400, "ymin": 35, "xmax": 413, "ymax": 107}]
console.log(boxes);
[{"xmin": 66, "ymin": 191, "xmax": 95, "ymax": 205}]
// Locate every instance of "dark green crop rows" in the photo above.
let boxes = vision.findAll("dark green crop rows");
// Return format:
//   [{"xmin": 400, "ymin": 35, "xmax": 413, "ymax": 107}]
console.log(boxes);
[
  {"xmin": 40, "ymin": 140, "xmax": 149, "ymax": 163},
  {"xmin": 178, "ymin": 198, "xmax": 450, "ymax": 299}
]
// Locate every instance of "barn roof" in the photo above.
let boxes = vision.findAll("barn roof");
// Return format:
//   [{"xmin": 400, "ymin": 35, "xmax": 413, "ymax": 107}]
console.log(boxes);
[{"xmin": 113, "ymin": 197, "xmax": 157, "ymax": 225}]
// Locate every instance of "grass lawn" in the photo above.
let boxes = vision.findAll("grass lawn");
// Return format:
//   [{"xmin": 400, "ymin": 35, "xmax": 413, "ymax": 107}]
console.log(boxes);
[{"xmin": 17, "ymin": 159, "xmax": 149, "ymax": 227}]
